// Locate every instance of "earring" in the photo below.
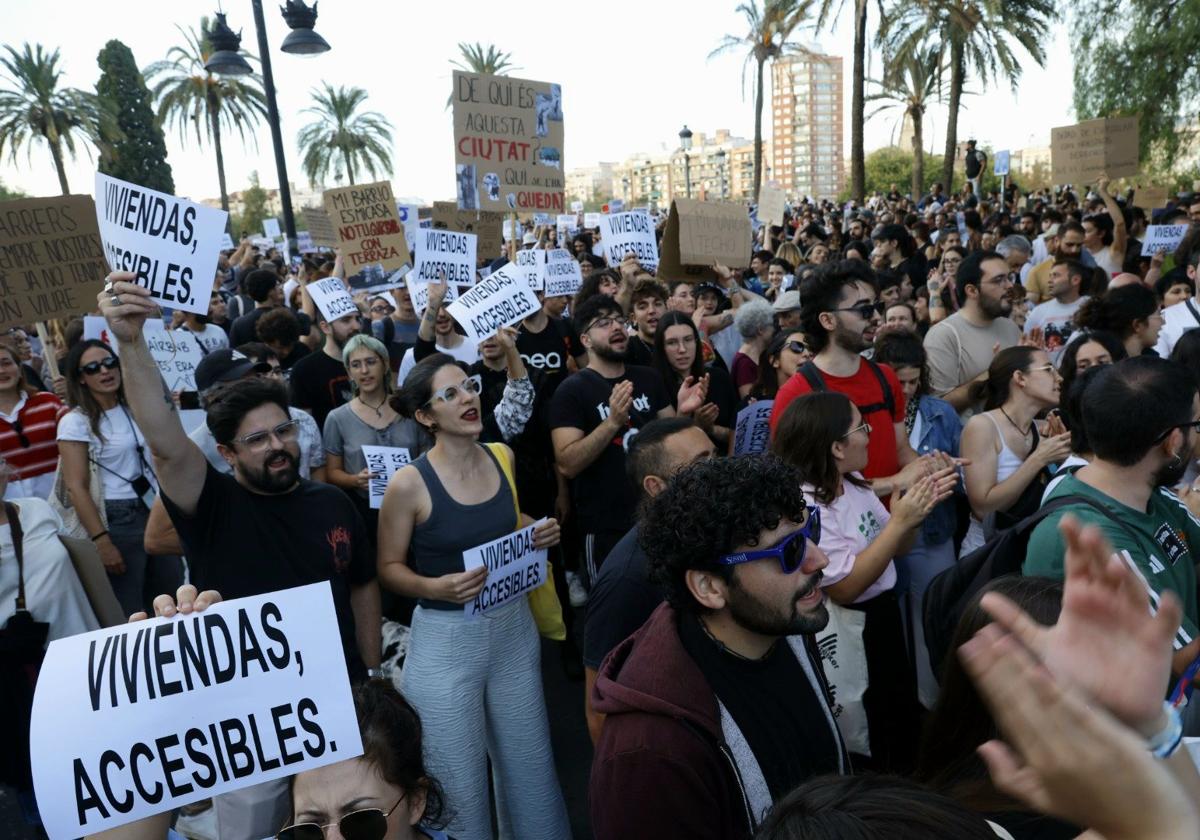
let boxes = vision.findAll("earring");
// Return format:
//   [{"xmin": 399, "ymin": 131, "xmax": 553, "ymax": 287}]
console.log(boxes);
[{"xmin": 428, "ymin": 421, "xmax": 439, "ymax": 434}]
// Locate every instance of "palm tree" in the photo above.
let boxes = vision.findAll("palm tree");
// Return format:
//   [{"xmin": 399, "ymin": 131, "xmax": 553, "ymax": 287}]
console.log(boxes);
[
  {"xmin": 447, "ymin": 42, "xmax": 518, "ymax": 107},
  {"xmin": 0, "ymin": 43, "xmax": 115, "ymax": 195},
  {"xmin": 867, "ymin": 45, "xmax": 943, "ymax": 199},
  {"xmin": 881, "ymin": 0, "xmax": 1055, "ymax": 192},
  {"xmin": 297, "ymin": 84, "xmax": 393, "ymax": 187},
  {"xmin": 711, "ymin": 0, "xmax": 818, "ymax": 203},
  {"xmin": 144, "ymin": 18, "xmax": 268, "ymax": 211}
]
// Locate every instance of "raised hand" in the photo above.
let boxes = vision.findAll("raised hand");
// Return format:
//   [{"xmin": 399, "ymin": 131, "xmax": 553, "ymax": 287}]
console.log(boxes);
[
  {"xmin": 677, "ymin": 373, "xmax": 710, "ymax": 416},
  {"xmin": 97, "ymin": 271, "xmax": 159, "ymax": 344}
]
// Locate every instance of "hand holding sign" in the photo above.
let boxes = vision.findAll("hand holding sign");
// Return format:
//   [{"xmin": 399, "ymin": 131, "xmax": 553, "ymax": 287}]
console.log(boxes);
[{"xmin": 98, "ymin": 272, "xmax": 159, "ymax": 344}]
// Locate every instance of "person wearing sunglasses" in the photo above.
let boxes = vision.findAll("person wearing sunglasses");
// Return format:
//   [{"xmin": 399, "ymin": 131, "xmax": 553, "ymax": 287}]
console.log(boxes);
[
  {"xmin": 591, "ymin": 454, "xmax": 848, "ymax": 839},
  {"xmin": 378, "ymin": 352, "xmax": 569, "ymax": 839},
  {"xmin": 748, "ymin": 330, "xmax": 812, "ymax": 405},
  {"xmin": 0, "ymin": 342, "xmax": 68, "ymax": 501}
]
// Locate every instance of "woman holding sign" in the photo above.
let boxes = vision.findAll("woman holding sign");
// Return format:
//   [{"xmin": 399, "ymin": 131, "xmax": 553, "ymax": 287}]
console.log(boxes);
[{"xmin": 378, "ymin": 352, "xmax": 571, "ymax": 840}]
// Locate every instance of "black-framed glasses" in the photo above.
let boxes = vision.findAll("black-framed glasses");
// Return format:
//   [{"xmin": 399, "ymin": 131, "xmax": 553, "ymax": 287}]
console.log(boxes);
[
  {"xmin": 232, "ymin": 419, "xmax": 300, "ymax": 451},
  {"xmin": 276, "ymin": 797, "xmax": 404, "ymax": 840},
  {"xmin": 79, "ymin": 356, "xmax": 120, "ymax": 376},
  {"xmin": 784, "ymin": 340, "xmax": 808, "ymax": 354},
  {"xmin": 827, "ymin": 302, "xmax": 878, "ymax": 320},
  {"xmin": 585, "ymin": 315, "xmax": 631, "ymax": 332},
  {"xmin": 1156, "ymin": 420, "xmax": 1200, "ymax": 442},
  {"xmin": 717, "ymin": 507, "xmax": 822, "ymax": 574}
]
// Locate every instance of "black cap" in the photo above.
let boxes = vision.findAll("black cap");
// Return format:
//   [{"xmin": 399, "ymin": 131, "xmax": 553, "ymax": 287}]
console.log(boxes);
[{"xmin": 194, "ymin": 348, "xmax": 268, "ymax": 393}]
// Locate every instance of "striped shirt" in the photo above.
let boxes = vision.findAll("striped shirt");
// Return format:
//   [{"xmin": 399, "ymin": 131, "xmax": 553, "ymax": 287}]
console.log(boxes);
[{"xmin": 0, "ymin": 391, "xmax": 68, "ymax": 480}]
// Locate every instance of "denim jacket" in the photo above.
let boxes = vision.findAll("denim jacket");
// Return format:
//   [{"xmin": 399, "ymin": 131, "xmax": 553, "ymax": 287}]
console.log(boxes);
[{"xmin": 912, "ymin": 394, "xmax": 963, "ymax": 545}]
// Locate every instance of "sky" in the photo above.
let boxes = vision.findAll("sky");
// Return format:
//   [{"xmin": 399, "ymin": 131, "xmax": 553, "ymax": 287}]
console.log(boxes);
[{"xmin": 1, "ymin": 0, "xmax": 1076, "ymax": 204}]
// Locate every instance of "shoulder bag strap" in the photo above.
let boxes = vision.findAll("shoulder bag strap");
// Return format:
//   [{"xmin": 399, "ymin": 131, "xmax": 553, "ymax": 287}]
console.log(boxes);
[
  {"xmin": 864, "ymin": 359, "xmax": 897, "ymax": 416},
  {"xmin": 1185, "ymin": 299, "xmax": 1200, "ymax": 328},
  {"xmin": 3, "ymin": 502, "xmax": 26, "ymax": 611},
  {"xmin": 483, "ymin": 443, "xmax": 521, "ymax": 527},
  {"xmin": 798, "ymin": 361, "xmax": 826, "ymax": 393}
]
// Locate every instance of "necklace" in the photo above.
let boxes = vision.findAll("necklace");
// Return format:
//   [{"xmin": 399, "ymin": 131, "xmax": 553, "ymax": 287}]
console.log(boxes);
[
  {"xmin": 999, "ymin": 405, "xmax": 1031, "ymax": 438},
  {"xmin": 358, "ymin": 395, "xmax": 388, "ymax": 418}
]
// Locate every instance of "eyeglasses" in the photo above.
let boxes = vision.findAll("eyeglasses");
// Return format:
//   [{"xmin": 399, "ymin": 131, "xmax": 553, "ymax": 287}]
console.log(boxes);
[
  {"xmin": 717, "ymin": 507, "xmax": 822, "ymax": 574},
  {"xmin": 828, "ymin": 303, "xmax": 878, "ymax": 320},
  {"xmin": 276, "ymin": 797, "xmax": 404, "ymax": 840},
  {"xmin": 79, "ymin": 356, "xmax": 120, "ymax": 376},
  {"xmin": 1026, "ymin": 364, "xmax": 1056, "ymax": 374},
  {"xmin": 232, "ymin": 419, "xmax": 299, "ymax": 451},
  {"xmin": 425, "ymin": 375, "xmax": 482, "ymax": 407},
  {"xmin": 842, "ymin": 420, "xmax": 872, "ymax": 438},
  {"xmin": 1156, "ymin": 420, "xmax": 1200, "ymax": 442},
  {"xmin": 369, "ymin": 305, "xmax": 394, "ymax": 315},
  {"xmin": 585, "ymin": 315, "xmax": 631, "ymax": 332}
]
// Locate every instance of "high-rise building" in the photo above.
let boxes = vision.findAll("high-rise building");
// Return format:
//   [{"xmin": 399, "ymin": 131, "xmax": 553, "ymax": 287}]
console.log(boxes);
[{"xmin": 771, "ymin": 53, "xmax": 845, "ymax": 200}]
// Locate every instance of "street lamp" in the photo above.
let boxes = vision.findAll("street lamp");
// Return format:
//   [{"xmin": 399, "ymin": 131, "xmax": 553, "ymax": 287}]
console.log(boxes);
[
  {"xmin": 622, "ymin": 176, "xmax": 630, "ymax": 203},
  {"xmin": 679, "ymin": 125, "xmax": 693, "ymax": 200},
  {"xmin": 204, "ymin": 0, "xmax": 331, "ymax": 253},
  {"xmin": 716, "ymin": 148, "xmax": 727, "ymax": 200}
]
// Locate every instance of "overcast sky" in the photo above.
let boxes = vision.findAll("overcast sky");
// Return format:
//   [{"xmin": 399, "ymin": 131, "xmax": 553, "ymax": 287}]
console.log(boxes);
[{"xmin": 1, "ymin": 0, "xmax": 1076, "ymax": 204}]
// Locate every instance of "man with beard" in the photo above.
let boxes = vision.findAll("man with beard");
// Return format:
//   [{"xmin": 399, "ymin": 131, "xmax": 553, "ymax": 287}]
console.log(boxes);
[
  {"xmin": 1025, "ymin": 220, "xmax": 1086, "ymax": 304},
  {"xmin": 289, "ymin": 301, "xmax": 363, "ymax": 429},
  {"xmin": 95, "ymin": 272, "xmax": 380, "ymax": 684},
  {"xmin": 1025, "ymin": 356, "xmax": 1200, "ymax": 686},
  {"xmin": 769, "ymin": 261, "xmax": 929, "ymax": 497},
  {"xmin": 590, "ymin": 456, "xmax": 847, "ymax": 839},
  {"xmin": 923, "ymin": 250, "xmax": 1022, "ymax": 414}
]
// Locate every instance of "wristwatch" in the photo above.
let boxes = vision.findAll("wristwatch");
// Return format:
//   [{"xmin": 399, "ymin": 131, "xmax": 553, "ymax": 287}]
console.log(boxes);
[{"xmin": 367, "ymin": 667, "xmax": 384, "ymax": 679}]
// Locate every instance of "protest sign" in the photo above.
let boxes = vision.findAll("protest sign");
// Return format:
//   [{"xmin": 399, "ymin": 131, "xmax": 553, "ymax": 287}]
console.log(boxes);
[
  {"xmin": 451, "ymin": 71, "xmax": 564, "ymax": 215},
  {"xmin": 405, "ymin": 272, "xmax": 458, "ymax": 317},
  {"xmin": 584, "ymin": 212, "xmax": 601, "ymax": 229},
  {"xmin": 502, "ymin": 219, "xmax": 520, "ymax": 241},
  {"xmin": 220, "ymin": 232, "xmax": 235, "ymax": 250},
  {"xmin": 412, "ymin": 227, "xmax": 477, "ymax": 287},
  {"xmin": 514, "ymin": 247, "xmax": 546, "ymax": 290},
  {"xmin": 556, "ymin": 214, "xmax": 576, "ymax": 232},
  {"xmin": 446, "ymin": 263, "xmax": 541, "ymax": 344},
  {"xmin": 0, "ymin": 194, "xmax": 109, "ymax": 331},
  {"xmin": 83, "ymin": 315, "xmax": 203, "ymax": 392},
  {"xmin": 463, "ymin": 521, "xmax": 548, "ymax": 619},
  {"xmin": 570, "ymin": 200, "xmax": 583, "ymax": 213},
  {"xmin": 600, "ymin": 210, "xmax": 658, "ymax": 271},
  {"xmin": 296, "ymin": 231, "xmax": 314, "ymax": 252},
  {"xmin": 758, "ymin": 186, "xmax": 786, "ymax": 227},
  {"xmin": 29, "ymin": 582, "xmax": 362, "ymax": 840},
  {"xmin": 1141, "ymin": 224, "xmax": 1189, "ymax": 256},
  {"xmin": 542, "ymin": 248, "xmax": 583, "ymax": 298},
  {"xmin": 533, "ymin": 212, "xmax": 552, "ymax": 226},
  {"xmin": 658, "ymin": 199, "xmax": 752, "ymax": 284},
  {"xmin": 608, "ymin": 199, "xmax": 624, "ymax": 214},
  {"xmin": 263, "ymin": 218, "xmax": 281, "ymax": 240},
  {"xmin": 431, "ymin": 201, "xmax": 503, "ymax": 260},
  {"xmin": 993, "ymin": 150, "xmax": 1011, "ymax": 177},
  {"xmin": 323, "ymin": 181, "xmax": 408, "ymax": 271},
  {"xmin": 301, "ymin": 207, "xmax": 338, "ymax": 248},
  {"xmin": 1050, "ymin": 116, "xmax": 1139, "ymax": 184},
  {"xmin": 362, "ymin": 445, "xmax": 411, "ymax": 510},
  {"xmin": 1134, "ymin": 185, "xmax": 1169, "ymax": 209},
  {"xmin": 396, "ymin": 203, "xmax": 420, "ymax": 254},
  {"xmin": 94, "ymin": 173, "xmax": 228, "ymax": 315},
  {"xmin": 733, "ymin": 401, "xmax": 774, "ymax": 456},
  {"xmin": 345, "ymin": 261, "xmax": 411, "ymax": 296},
  {"xmin": 306, "ymin": 277, "xmax": 358, "ymax": 322}
]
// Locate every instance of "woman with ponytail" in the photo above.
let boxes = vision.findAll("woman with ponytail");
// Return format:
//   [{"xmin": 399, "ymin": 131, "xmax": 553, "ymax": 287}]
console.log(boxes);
[{"xmin": 1074, "ymin": 284, "xmax": 1164, "ymax": 359}]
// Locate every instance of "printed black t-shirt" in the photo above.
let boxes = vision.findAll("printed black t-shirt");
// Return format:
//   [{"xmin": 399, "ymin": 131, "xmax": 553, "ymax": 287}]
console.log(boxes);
[{"xmin": 289, "ymin": 349, "xmax": 352, "ymax": 430}]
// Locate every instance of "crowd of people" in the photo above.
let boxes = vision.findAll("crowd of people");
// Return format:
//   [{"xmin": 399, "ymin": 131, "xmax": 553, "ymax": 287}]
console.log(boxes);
[{"xmin": 4, "ymin": 176, "xmax": 1200, "ymax": 839}]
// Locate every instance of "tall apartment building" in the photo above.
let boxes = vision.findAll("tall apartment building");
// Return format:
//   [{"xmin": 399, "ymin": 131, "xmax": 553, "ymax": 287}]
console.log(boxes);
[{"xmin": 771, "ymin": 53, "xmax": 845, "ymax": 199}]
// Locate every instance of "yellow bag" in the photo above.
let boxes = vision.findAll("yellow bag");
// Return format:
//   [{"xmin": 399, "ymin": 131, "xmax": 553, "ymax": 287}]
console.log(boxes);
[{"xmin": 485, "ymin": 443, "xmax": 568, "ymax": 641}]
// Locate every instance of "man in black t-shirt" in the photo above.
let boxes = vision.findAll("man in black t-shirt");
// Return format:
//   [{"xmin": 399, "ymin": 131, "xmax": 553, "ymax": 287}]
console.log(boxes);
[
  {"xmin": 624, "ymin": 277, "xmax": 666, "ymax": 367},
  {"xmin": 288, "ymin": 307, "xmax": 362, "ymax": 428},
  {"xmin": 964, "ymin": 139, "xmax": 987, "ymax": 193}
]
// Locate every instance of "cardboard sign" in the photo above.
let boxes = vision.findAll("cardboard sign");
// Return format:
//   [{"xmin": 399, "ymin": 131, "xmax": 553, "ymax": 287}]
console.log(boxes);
[
  {"xmin": 29, "ymin": 583, "xmax": 362, "ymax": 840},
  {"xmin": 1142, "ymin": 224, "xmax": 1189, "ymax": 256},
  {"xmin": 94, "ymin": 173, "xmax": 228, "ymax": 315},
  {"xmin": 362, "ymin": 445, "xmax": 411, "ymax": 510},
  {"xmin": 396, "ymin": 203, "xmax": 420, "ymax": 254},
  {"xmin": 758, "ymin": 186, "xmax": 786, "ymax": 227},
  {"xmin": 323, "ymin": 181, "xmax": 408, "ymax": 271},
  {"xmin": 412, "ymin": 228, "xmax": 477, "ymax": 286},
  {"xmin": 306, "ymin": 277, "xmax": 358, "ymax": 322},
  {"xmin": 1134, "ymin": 186, "xmax": 1170, "ymax": 209},
  {"xmin": 451, "ymin": 71, "xmax": 564, "ymax": 214},
  {"xmin": 463, "ymin": 521, "xmax": 548, "ymax": 619},
  {"xmin": 301, "ymin": 207, "xmax": 338, "ymax": 248},
  {"xmin": 446, "ymin": 263, "xmax": 542, "ymax": 344},
  {"xmin": 0, "ymin": 195, "xmax": 109, "ymax": 331},
  {"xmin": 658, "ymin": 199, "xmax": 752, "ymax": 284},
  {"xmin": 1050, "ymin": 116, "xmax": 1139, "ymax": 184},
  {"xmin": 733, "ymin": 400, "xmax": 774, "ymax": 455},
  {"xmin": 542, "ymin": 248, "xmax": 583, "ymax": 298},
  {"xmin": 993, "ymin": 150, "xmax": 1011, "ymax": 176},
  {"xmin": 346, "ymin": 262, "xmax": 411, "ymax": 296},
  {"xmin": 431, "ymin": 201, "xmax": 503, "ymax": 260},
  {"xmin": 514, "ymin": 248, "xmax": 547, "ymax": 290},
  {"xmin": 262, "ymin": 218, "xmax": 281, "ymax": 240},
  {"xmin": 600, "ymin": 210, "xmax": 658, "ymax": 271},
  {"xmin": 83, "ymin": 315, "xmax": 203, "ymax": 392}
]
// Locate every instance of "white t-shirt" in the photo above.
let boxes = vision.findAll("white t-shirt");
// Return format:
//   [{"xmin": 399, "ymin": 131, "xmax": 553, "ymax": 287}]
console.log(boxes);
[
  {"xmin": 1088, "ymin": 244, "xmax": 1121, "ymax": 277},
  {"xmin": 1154, "ymin": 297, "xmax": 1200, "ymax": 358},
  {"xmin": 396, "ymin": 341, "xmax": 481, "ymax": 387},
  {"xmin": 807, "ymin": 475, "xmax": 896, "ymax": 604},
  {"xmin": 57, "ymin": 407, "xmax": 156, "ymax": 500},
  {"xmin": 174, "ymin": 324, "xmax": 229, "ymax": 355},
  {"xmin": 1024, "ymin": 296, "xmax": 1087, "ymax": 363}
]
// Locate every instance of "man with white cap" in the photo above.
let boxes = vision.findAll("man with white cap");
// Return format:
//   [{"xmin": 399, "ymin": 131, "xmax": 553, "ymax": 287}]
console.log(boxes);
[{"xmin": 773, "ymin": 290, "xmax": 802, "ymax": 331}]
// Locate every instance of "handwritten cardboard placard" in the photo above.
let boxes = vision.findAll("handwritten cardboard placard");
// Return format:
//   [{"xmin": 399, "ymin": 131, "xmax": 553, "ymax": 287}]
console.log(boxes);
[
  {"xmin": 542, "ymin": 249, "xmax": 583, "ymax": 298},
  {"xmin": 1050, "ymin": 116, "xmax": 1139, "ymax": 185},
  {"xmin": 431, "ymin": 201, "xmax": 503, "ymax": 261},
  {"xmin": 362, "ymin": 445, "xmax": 411, "ymax": 509},
  {"xmin": 412, "ymin": 228, "xmax": 477, "ymax": 286},
  {"xmin": 463, "ymin": 521, "xmax": 548, "ymax": 619},
  {"xmin": 94, "ymin": 173, "xmax": 228, "ymax": 315},
  {"xmin": 446, "ymin": 263, "xmax": 541, "ymax": 344},
  {"xmin": 29, "ymin": 583, "xmax": 362, "ymax": 840},
  {"xmin": 451, "ymin": 71, "xmax": 564, "ymax": 215},
  {"xmin": 396, "ymin": 203, "xmax": 420, "ymax": 254},
  {"xmin": 600, "ymin": 210, "xmax": 658, "ymax": 271},
  {"xmin": 0, "ymin": 195, "xmax": 109, "ymax": 330},
  {"xmin": 733, "ymin": 400, "xmax": 774, "ymax": 455},
  {"xmin": 301, "ymin": 207, "xmax": 338, "ymax": 248},
  {"xmin": 83, "ymin": 315, "xmax": 204, "ymax": 392},
  {"xmin": 1134, "ymin": 185, "xmax": 1170, "ymax": 210},
  {"xmin": 306, "ymin": 277, "xmax": 358, "ymax": 322},
  {"xmin": 758, "ymin": 186, "xmax": 786, "ymax": 227},
  {"xmin": 658, "ymin": 199, "xmax": 752, "ymax": 284},
  {"xmin": 1141, "ymin": 224, "xmax": 1189, "ymax": 256},
  {"xmin": 323, "ymin": 181, "xmax": 408, "ymax": 271}
]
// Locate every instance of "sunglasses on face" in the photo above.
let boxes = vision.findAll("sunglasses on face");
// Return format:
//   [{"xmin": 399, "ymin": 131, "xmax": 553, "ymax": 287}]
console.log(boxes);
[
  {"xmin": 717, "ymin": 507, "xmax": 822, "ymax": 574},
  {"xmin": 276, "ymin": 797, "xmax": 403, "ymax": 840},
  {"xmin": 426, "ymin": 375, "xmax": 482, "ymax": 407},
  {"xmin": 828, "ymin": 303, "xmax": 877, "ymax": 320},
  {"xmin": 784, "ymin": 340, "xmax": 808, "ymax": 354},
  {"xmin": 79, "ymin": 356, "xmax": 120, "ymax": 376}
]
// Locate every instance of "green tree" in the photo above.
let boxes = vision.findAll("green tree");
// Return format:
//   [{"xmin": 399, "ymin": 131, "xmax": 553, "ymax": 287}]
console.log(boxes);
[
  {"xmin": 239, "ymin": 172, "xmax": 271, "ymax": 237},
  {"xmin": 96, "ymin": 40, "xmax": 174, "ymax": 194},
  {"xmin": 0, "ymin": 43, "xmax": 115, "ymax": 195},
  {"xmin": 297, "ymin": 83, "xmax": 393, "ymax": 187},
  {"xmin": 447, "ymin": 42, "xmax": 518, "ymax": 107},
  {"xmin": 711, "ymin": 0, "xmax": 818, "ymax": 203},
  {"xmin": 882, "ymin": 0, "xmax": 1055, "ymax": 192},
  {"xmin": 145, "ymin": 18, "xmax": 268, "ymax": 212},
  {"xmin": 867, "ymin": 45, "xmax": 943, "ymax": 199},
  {"xmin": 0, "ymin": 178, "xmax": 27, "ymax": 200},
  {"xmin": 855, "ymin": 146, "xmax": 944, "ymax": 197}
]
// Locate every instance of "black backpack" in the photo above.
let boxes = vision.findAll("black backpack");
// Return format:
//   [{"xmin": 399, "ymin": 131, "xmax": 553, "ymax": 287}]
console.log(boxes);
[{"xmin": 798, "ymin": 359, "xmax": 895, "ymax": 417}]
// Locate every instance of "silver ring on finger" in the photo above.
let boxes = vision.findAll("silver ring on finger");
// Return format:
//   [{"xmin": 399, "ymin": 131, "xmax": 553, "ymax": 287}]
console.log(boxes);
[{"xmin": 110, "ymin": 294, "xmax": 122, "ymax": 306}]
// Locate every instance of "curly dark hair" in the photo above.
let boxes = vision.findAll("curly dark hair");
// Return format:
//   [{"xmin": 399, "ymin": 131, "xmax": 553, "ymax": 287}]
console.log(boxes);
[{"xmin": 639, "ymin": 455, "xmax": 809, "ymax": 614}]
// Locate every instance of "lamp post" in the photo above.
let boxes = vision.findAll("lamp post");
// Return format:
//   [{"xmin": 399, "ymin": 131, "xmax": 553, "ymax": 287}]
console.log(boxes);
[
  {"xmin": 679, "ymin": 125, "xmax": 693, "ymax": 200},
  {"xmin": 716, "ymin": 148, "xmax": 727, "ymax": 200},
  {"xmin": 622, "ymin": 176, "xmax": 630, "ymax": 204},
  {"xmin": 204, "ymin": 0, "xmax": 330, "ymax": 255}
]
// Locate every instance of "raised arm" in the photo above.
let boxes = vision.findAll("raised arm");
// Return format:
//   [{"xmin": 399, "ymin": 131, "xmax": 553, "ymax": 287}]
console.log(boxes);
[{"xmin": 1097, "ymin": 175, "xmax": 1128, "ymax": 261}]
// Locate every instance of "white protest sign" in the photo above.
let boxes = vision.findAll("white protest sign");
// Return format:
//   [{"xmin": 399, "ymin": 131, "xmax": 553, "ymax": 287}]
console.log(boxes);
[
  {"xmin": 306, "ymin": 277, "xmax": 358, "ymax": 322},
  {"xmin": 446, "ymin": 264, "xmax": 542, "ymax": 344},
  {"xmin": 503, "ymin": 219, "xmax": 520, "ymax": 241},
  {"xmin": 94, "ymin": 173, "xmax": 228, "ymax": 314},
  {"xmin": 296, "ymin": 231, "xmax": 314, "ymax": 252},
  {"xmin": 609, "ymin": 199, "xmax": 625, "ymax": 213},
  {"xmin": 570, "ymin": 200, "xmax": 583, "ymax": 213},
  {"xmin": 220, "ymin": 233, "xmax": 235, "ymax": 250},
  {"xmin": 30, "ymin": 583, "xmax": 362, "ymax": 840},
  {"xmin": 733, "ymin": 400, "xmax": 774, "ymax": 455},
  {"xmin": 1142, "ymin": 224, "xmax": 1189, "ymax": 256},
  {"xmin": 600, "ymin": 210, "xmax": 659, "ymax": 271},
  {"xmin": 362, "ymin": 445, "xmax": 411, "ymax": 510},
  {"xmin": 514, "ymin": 248, "xmax": 547, "ymax": 291},
  {"xmin": 83, "ymin": 316, "xmax": 203, "ymax": 392},
  {"xmin": 412, "ymin": 228, "xmax": 477, "ymax": 286},
  {"xmin": 542, "ymin": 249, "xmax": 583, "ymax": 298},
  {"xmin": 463, "ymin": 520, "xmax": 548, "ymax": 619},
  {"xmin": 263, "ymin": 218, "xmax": 281, "ymax": 240},
  {"xmin": 405, "ymin": 272, "xmax": 459, "ymax": 317},
  {"xmin": 397, "ymin": 203, "xmax": 420, "ymax": 253},
  {"xmin": 584, "ymin": 212, "xmax": 602, "ymax": 229},
  {"xmin": 556, "ymin": 214, "xmax": 576, "ymax": 232}
]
